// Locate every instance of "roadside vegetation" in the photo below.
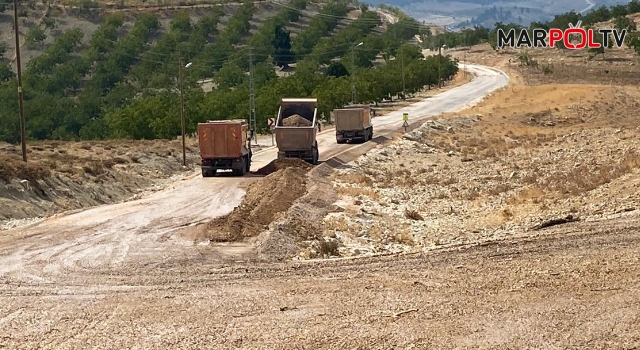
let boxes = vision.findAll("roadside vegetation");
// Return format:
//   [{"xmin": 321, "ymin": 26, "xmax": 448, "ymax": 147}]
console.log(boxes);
[{"xmin": 0, "ymin": 0, "xmax": 455, "ymax": 143}]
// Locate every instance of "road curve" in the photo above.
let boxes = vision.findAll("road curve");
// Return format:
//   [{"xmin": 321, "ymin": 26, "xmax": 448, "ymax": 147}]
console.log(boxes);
[
  {"xmin": 249, "ymin": 63, "xmax": 509, "ymax": 170},
  {"xmin": 0, "ymin": 64, "xmax": 508, "ymax": 283}
]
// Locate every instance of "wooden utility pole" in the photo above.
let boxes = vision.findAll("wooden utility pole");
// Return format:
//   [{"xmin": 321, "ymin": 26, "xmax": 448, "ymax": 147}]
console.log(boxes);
[
  {"xmin": 438, "ymin": 45, "xmax": 442, "ymax": 88},
  {"xmin": 13, "ymin": 0, "xmax": 27, "ymax": 162},
  {"xmin": 401, "ymin": 45, "xmax": 405, "ymax": 98},
  {"xmin": 178, "ymin": 53, "xmax": 186, "ymax": 167},
  {"xmin": 351, "ymin": 44, "xmax": 356, "ymax": 104}
]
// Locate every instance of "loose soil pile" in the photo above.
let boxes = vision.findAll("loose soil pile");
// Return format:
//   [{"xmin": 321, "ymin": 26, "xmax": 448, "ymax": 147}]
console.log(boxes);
[
  {"xmin": 282, "ymin": 114, "xmax": 313, "ymax": 127},
  {"xmin": 206, "ymin": 160, "xmax": 313, "ymax": 242},
  {"xmin": 253, "ymin": 158, "xmax": 313, "ymax": 176},
  {"xmin": 255, "ymin": 164, "xmax": 343, "ymax": 261}
]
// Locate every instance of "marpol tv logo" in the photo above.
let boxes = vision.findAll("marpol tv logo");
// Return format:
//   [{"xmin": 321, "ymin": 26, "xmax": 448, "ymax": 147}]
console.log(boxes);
[{"xmin": 497, "ymin": 21, "xmax": 628, "ymax": 49}]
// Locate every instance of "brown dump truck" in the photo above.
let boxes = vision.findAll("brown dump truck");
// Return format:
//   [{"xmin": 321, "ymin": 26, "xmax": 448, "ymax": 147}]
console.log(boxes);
[
  {"xmin": 274, "ymin": 98, "xmax": 319, "ymax": 165},
  {"xmin": 334, "ymin": 104, "xmax": 373, "ymax": 144},
  {"xmin": 197, "ymin": 120, "xmax": 252, "ymax": 177}
]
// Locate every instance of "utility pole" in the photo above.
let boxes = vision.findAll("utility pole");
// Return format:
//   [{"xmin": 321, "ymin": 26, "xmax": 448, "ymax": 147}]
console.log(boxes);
[
  {"xmin": 178, "ymin": 52, "xmax": 186, "ymax": 167},
  {"xmin": 463, "ymin": 38, "xmax": 467, "ymax": 78},
  {"xmin": 397, "ymin": 22, "xmax": 405, "ymax": 99},
  {"xmin": 401, "ymin": 45, "xmax": 405, "ymax": 99},
  {"xmin": 350, "ymin": 42, "xmax": 363, "ymax": 104},
  {"xmin": 351, "ymin": 44, "xmax": 356, "ymax": 104},
  {"xmin": 248, "ymin": 46, "xmax": 257, "ymax": 145},
  {"xmin": 438, "ymin": 44, "xmax": 442, "ymax": 88},
  {"xmin": 13, "ymin": 0, "xmax": 27, "ymax": 162}
]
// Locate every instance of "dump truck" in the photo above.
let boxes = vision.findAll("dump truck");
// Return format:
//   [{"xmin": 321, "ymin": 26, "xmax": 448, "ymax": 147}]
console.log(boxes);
[
  {"xmin": 274, "ymin": 98, "xmax": 319, "ymax": 165},
  {"xmin": 197, "ymin": 119, "xmax": 252, "ymax": 177},
  {"xmin": 334, "ymin": 105, "xmax": 373, "ymax": 144}
]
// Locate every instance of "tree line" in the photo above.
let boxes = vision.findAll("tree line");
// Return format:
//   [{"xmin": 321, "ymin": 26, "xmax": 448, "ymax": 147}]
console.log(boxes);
[{"xmin": 0, "ymin": 0, "xmax": 456, "ymax": 142}]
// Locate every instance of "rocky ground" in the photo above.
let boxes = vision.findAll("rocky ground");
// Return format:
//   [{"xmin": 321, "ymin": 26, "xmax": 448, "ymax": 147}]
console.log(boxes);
[
  {"xmin": 321, "ymin": 83, "xmax": 640, "ymax": 258},
  {"xmin": 2, "ymin": 216, "xmax": 640, "ymax": 349},
  {"xmin": 0, "ymin": 139, "xmax": 201, "ymax": 227}
]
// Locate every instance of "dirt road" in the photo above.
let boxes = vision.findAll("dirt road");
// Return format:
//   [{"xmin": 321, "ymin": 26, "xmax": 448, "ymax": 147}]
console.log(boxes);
[
  {"xmin": 250, "ymin": 64, "xmax": 509, "ymax": 170},
  {"xmin": 0, "ymin": 64, "xmax": 515, "ymax": 348},
  {"xmin": 0, "ymin": 64, "xmax": 507, "ymax": 281},
  {"xmin": 0, "ymin": 173, "xmax": 250, "ymax": 283}
]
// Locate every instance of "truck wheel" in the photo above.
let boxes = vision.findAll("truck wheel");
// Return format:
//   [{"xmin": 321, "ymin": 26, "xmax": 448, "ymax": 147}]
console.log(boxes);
[
  {"xmin": 233, "ymin": 158, "xmax": 247, "ymax": 176},
  {"xmin": 244, "ymin": 155, "xmax": 250, "ymax": 174},
  {"xmin": 202, "ymin": 168, "xmax": 216, "ymax": 177},
  {"xmin": 312, "ymin": 147, "xmax": 319, "ymax": 165}
]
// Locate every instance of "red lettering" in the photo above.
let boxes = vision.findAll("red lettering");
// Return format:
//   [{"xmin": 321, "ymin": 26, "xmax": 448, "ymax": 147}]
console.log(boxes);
[
  {"xmin": 587, "ymin": 29, "xmax": 601, "ymax": 48},
  {"xmin": 564, "ymin": 28, "xmax": 587, "ymax": 49},
  {"xmin": 549, "ymin": 29, "xmax": 563, "ymax": 48}
]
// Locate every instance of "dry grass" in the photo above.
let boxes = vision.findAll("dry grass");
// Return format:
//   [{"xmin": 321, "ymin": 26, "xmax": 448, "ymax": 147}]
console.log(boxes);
[
  {"xmin": 506, "ymin": 150, "xmax": 640, "ymax": 202},
  {"xmin": 334, "ymin": 184, "xmax": 379, "ymax": 200},
  {"xmin": 0, "ymin": 156, "xmax": 53, "ymax": 183},
  {"xmin": 334, "ymin": 172, "xmax": 374, "ymax": 186},
  {"xmin": 329, "ymin": 59, "xmax": 640, "ymax": 256},
  {"xmin": 392, "ymin": 229, "xmax": 415, "ymax": 246},
  {"xmin": 324, "ymin": 216, "xmax": 355, "ymax": 233},
  {"xmin": 314, "ymin": 239, "xmax": 339, "ymax": 258}
]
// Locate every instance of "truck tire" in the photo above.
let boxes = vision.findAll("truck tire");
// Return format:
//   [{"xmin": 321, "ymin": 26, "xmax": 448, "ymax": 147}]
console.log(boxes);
[
  {"xmin": 312, "ymin": 146, "xmax": 319, "ymax": 165},
  {"xmin": 244, "ymin": 155, "xmax": 250, "ymax": 174},
  {"xmin": 233, "ymin": 156, "xmax": 248, "ymax": 176},
  {"xmin": 202, "ymin": 168, "xmax": 216, "ymax": 177},
  {"xmin": 337, "ymin": 138, "xmax": 346, "ymax": 144}
]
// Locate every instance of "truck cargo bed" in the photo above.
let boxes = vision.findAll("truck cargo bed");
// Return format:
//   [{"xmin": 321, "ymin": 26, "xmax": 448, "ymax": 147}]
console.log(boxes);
[
  {"xmin": 334, "ymin": 105, "xmax": 373, "ymax": 144},
  {"xmin": 274, "ymin": 98, "xmax": 319, "ymax": 164},
  {"xmin": 197, "ymin": 120, "xmax": 252, "ymax": 177},
  {"xmin": 197, "ymin": 121, "xmax": 247, "ymax": 159}
]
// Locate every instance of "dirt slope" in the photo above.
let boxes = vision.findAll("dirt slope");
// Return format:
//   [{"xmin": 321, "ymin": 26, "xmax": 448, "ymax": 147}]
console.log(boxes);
[
  {"xmin": 324, "ymin": 83, "xmax": 640, "ymax": 257},
  {"xmin": 0, "ymin": 139, "xmax": 200, "ymax": 228}
]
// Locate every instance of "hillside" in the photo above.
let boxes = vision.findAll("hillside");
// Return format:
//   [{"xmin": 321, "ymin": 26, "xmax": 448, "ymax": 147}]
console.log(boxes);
[
  {"xmin": 0, "ymin": 0, "xmax": 450, "ymax": 141},
  {"xmin": 0, "ymin": 1, "xmax": 343, "ymax": 68},
  {"xmin": 369, "ymin": 0, "xmax": 634, "ymax": 28},
  {"xmin": 0, "ymin": 0, "xmax": 461, "ymax": 223}
]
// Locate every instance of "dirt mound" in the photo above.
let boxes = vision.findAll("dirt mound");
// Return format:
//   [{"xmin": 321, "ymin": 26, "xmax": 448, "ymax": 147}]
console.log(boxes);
[
  {"xmin": 282, "ymin": 114, "xmax": 312, "ymax": 127},
  {"xmin": 206, "ymin": 165, "xmax": 312, "ymax": 242},
  {"xmin": 254, "ymin": 158, "xmax": 313, "ymax": 176},
  {"xmin": 255, "ymin": 164, "xmax": 342, "ymax": 261}
]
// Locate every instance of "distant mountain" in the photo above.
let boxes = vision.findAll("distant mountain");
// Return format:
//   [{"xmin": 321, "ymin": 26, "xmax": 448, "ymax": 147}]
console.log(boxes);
[{"xmin": 369, "ymin": 0, "xmax": 632, "ymax": 28}]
